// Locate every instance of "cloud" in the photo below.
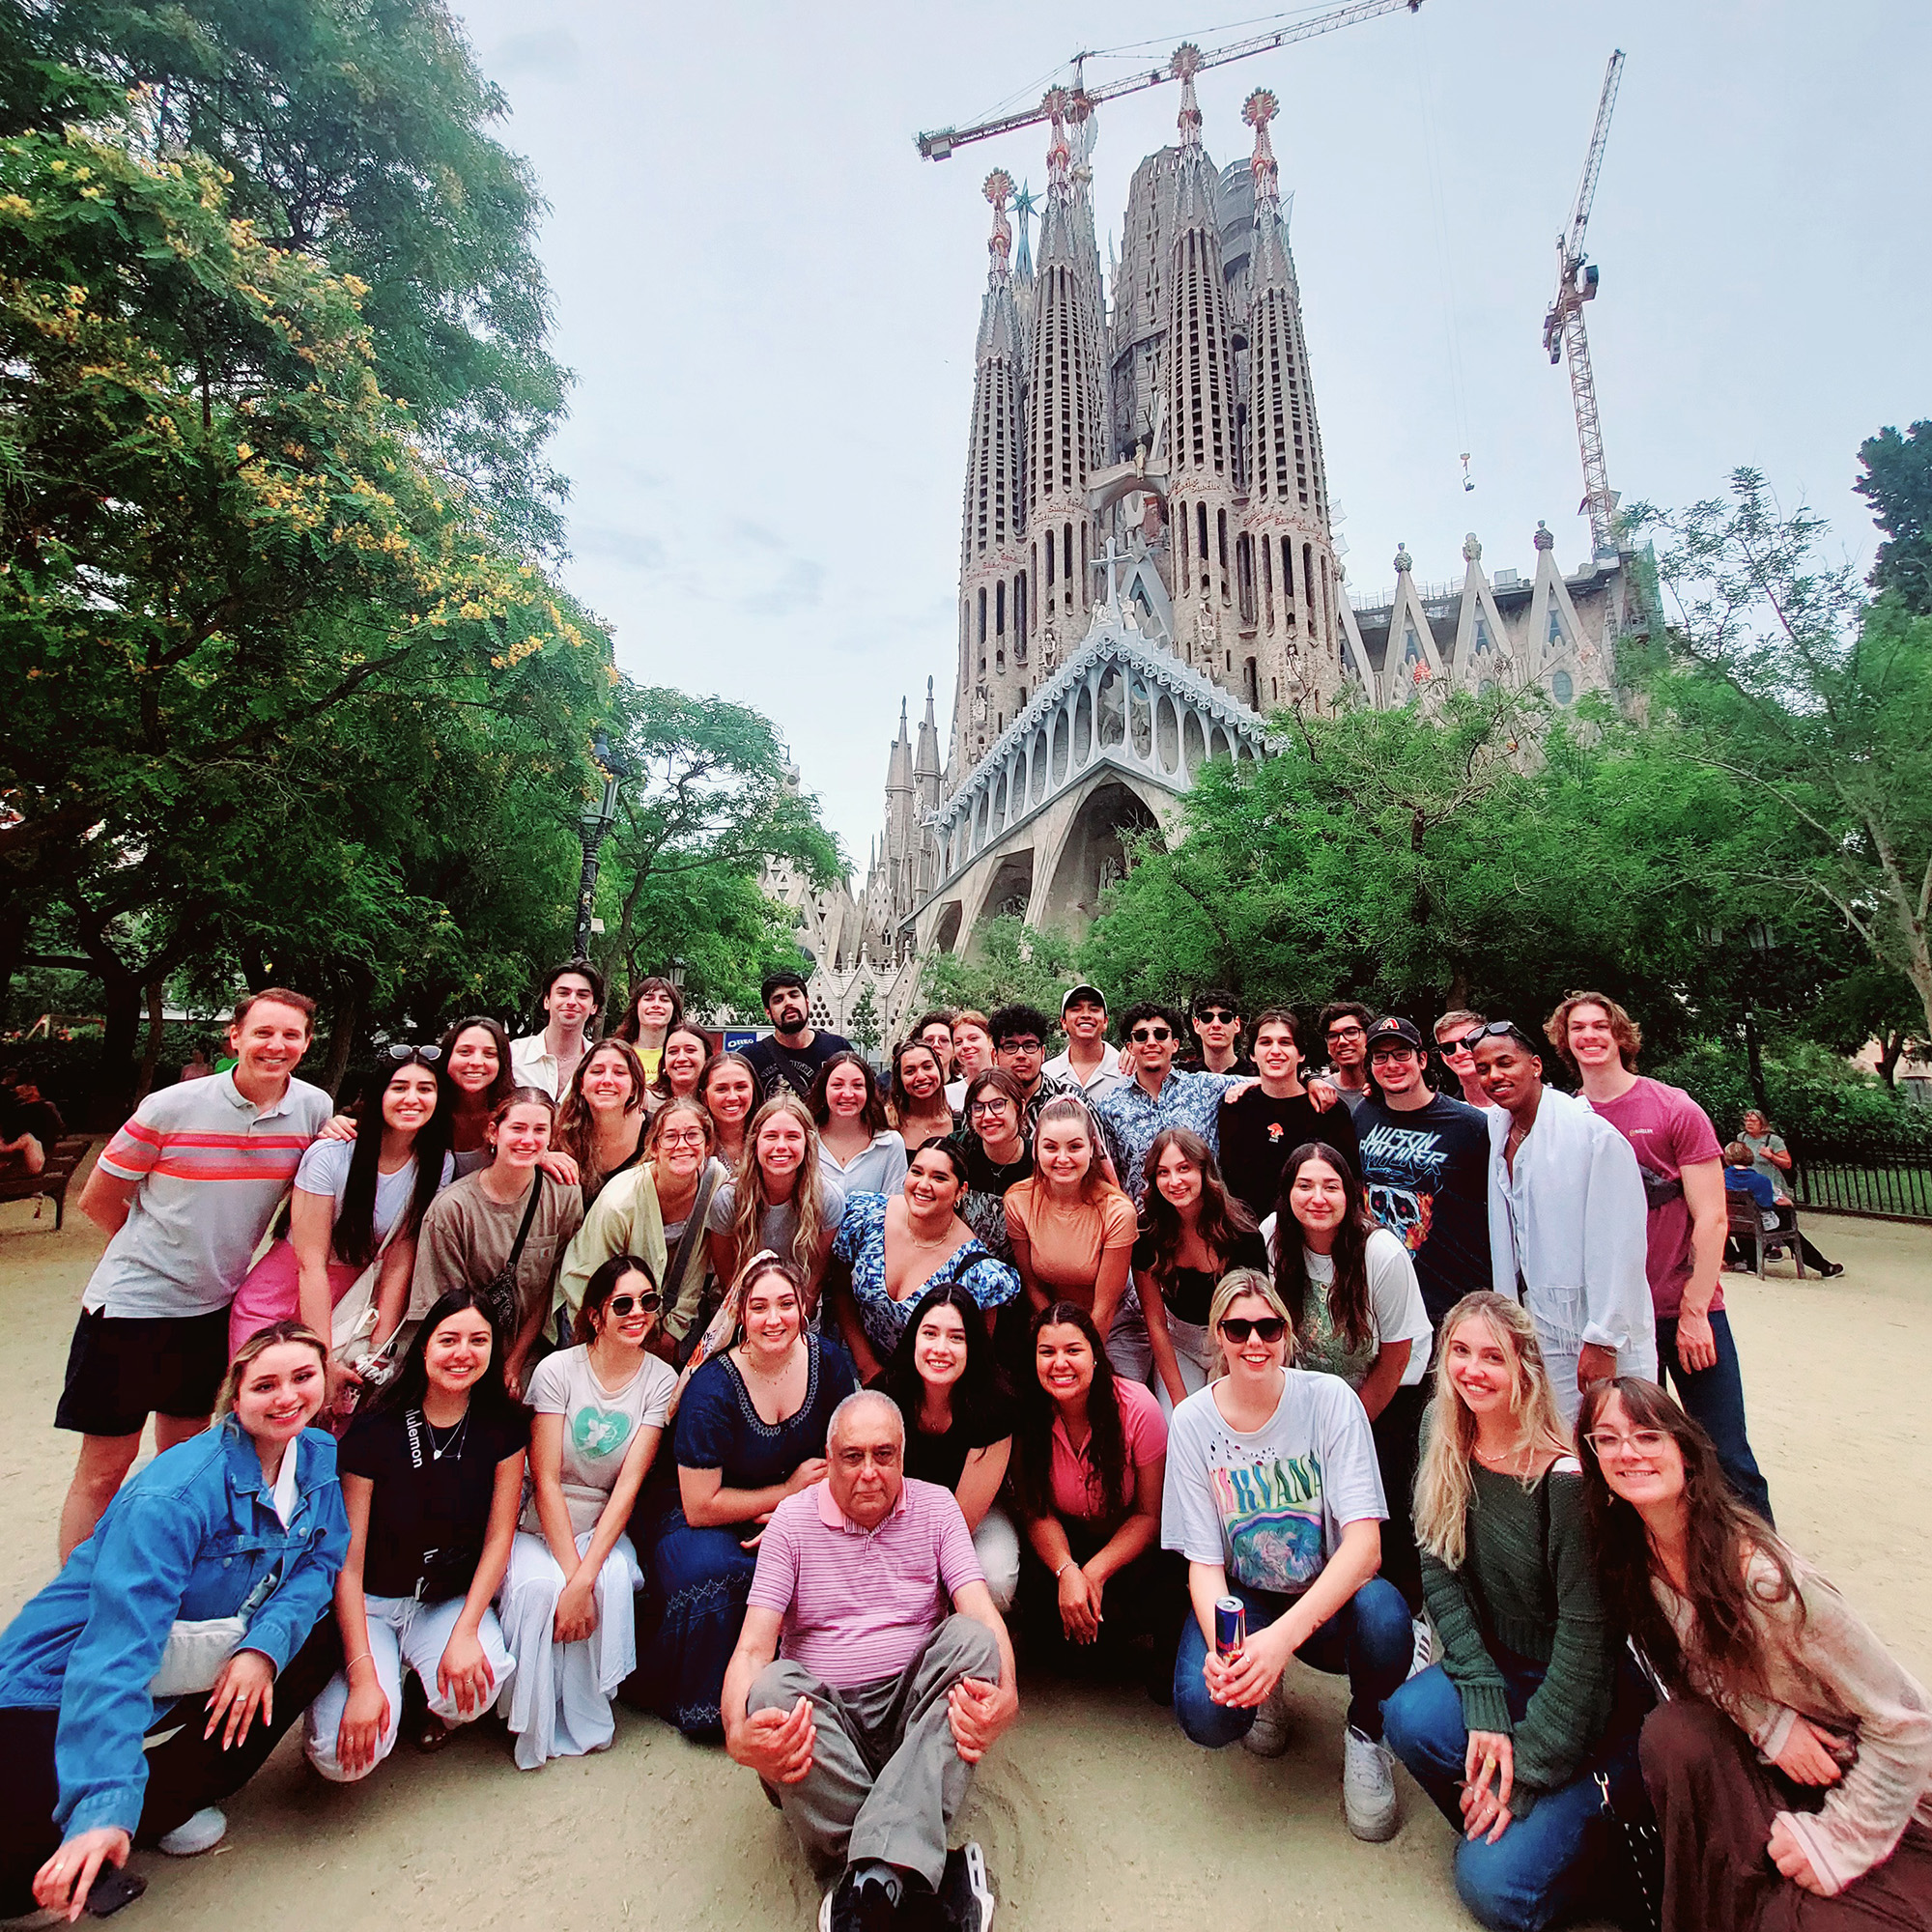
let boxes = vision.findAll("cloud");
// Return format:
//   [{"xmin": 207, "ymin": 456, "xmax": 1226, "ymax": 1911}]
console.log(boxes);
[
  {"xmin": 740, "ymin": 557, "xmax": 825, "ymax": 617},
  {"xmin": 572, "ymin": 522, "xmax": 667, "ymax": 571},
  {"xmin": 490, "ymin": 30, "xmax": 582, "ymax": 81}
]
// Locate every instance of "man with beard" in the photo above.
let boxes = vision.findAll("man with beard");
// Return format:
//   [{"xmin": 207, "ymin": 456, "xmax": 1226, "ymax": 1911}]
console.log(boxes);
[{"xmin": 743, "ymin": 971, "xmax": 852, "ymax": 1101}]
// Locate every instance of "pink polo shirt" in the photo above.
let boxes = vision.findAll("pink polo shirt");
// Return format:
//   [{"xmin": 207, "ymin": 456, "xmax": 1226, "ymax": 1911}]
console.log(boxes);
[{"xmin": 746, "ymin": 1477, "xmax": 984, "ymax": 1689}]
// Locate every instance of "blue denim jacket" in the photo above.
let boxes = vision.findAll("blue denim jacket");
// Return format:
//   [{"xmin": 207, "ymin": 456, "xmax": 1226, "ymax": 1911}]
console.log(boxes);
[{"xmin": 0, "ymin": 1420, "xmax": 348, "ymax": 1836}]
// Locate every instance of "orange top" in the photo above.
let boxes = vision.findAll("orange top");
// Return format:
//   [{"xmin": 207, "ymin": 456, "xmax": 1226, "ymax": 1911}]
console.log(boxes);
[{"xmin": 1003, "ymin": 1179, "xmax": 1137, "ymax": 1299}]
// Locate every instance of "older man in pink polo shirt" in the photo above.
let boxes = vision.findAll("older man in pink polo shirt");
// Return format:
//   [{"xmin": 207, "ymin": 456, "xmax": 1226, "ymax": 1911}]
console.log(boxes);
[{"xmin": 722, "ymin": 1389, "xmax": 1018, "ymax": 1932}]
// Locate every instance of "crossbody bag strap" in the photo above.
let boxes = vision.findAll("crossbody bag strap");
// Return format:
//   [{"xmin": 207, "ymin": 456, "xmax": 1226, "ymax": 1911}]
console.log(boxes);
[
  {"xmin": 669, "ymin": 1164, "xmax": 718, "ymax": 1295},
  {"xmin": 505, "ymin": 1170, "xmax": 545, "ymax": 1274}
]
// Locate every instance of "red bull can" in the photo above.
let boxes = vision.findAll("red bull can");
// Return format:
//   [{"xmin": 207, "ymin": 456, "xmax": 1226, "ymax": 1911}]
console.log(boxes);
[{"xmin": 1214, "ymin": 1596, "xmax": 1246, "ymax": 1658}]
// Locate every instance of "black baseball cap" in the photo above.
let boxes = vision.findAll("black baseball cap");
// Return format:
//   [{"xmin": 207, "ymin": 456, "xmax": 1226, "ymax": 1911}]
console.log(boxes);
[{"xmin": 1365, "ymin": 1016, "xmax": 1425, "ymax": 1055}]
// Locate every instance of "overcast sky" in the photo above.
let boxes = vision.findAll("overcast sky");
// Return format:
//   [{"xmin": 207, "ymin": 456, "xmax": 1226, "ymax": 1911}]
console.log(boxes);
[{"xmin": 448, "ymin": 0, "xmax": 1929, "ymax": 870}]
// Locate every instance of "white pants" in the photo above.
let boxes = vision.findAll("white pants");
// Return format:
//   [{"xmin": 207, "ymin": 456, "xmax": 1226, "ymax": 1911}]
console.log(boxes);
[
  {"xmin": 495, "ymin": 1528, "xmax": 643, "ymax": 1771},
  {"xmin": 1151, "ymin": 1314, "xmax": 1217, "ymax": 1418},
  {"xmin": 304, "ymin": 1592, "xmax": 515, "ymax": 1782},
  {"xmin": 970, "ymin": 1507, "xmax": 1020, "ymax": 1614},
  {"xmin": 1527, "ymin": 1287, "xmax": 1659, "ymax": 1432}
]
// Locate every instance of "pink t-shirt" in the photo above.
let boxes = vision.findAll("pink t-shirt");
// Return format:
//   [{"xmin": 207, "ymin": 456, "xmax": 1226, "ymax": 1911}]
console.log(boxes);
[
  {"xmin": 1050, "ymin": 1378, "xmax": 1168, "ymax": 1523},
  {"xmin": 746, "ymin": 1477, "xmax": 984, "ymax": 1689},
  {"xmin": 1588, "ymin": 1076, "xmax": 1724, "ymax": 1320}
]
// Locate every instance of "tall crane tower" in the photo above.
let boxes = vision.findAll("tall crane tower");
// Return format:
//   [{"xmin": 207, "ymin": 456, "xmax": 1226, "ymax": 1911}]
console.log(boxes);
[
  {"xmin": 1544, "ymin": 50, "xmax": 1625, "ymax": 560},
  {"xmin": 915, "ymin": 0, "xmax": 1424, "ymax": 162}
]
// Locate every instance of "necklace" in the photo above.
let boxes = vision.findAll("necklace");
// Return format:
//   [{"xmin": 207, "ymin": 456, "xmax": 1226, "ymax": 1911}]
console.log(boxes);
[
  {"xmin": 424, "ymin": 1412, "xmax": 469, "ymax": 1462},
  {"xmin": 738, "ymin": 1345, "xmax": 800, "ymax": 1381}
]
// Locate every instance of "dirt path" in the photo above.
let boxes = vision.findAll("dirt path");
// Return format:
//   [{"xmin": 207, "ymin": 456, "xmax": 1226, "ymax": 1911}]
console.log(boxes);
[{"xmin": 3, "ymin": 1186, "xmax": 1924, "ymax": 1932}]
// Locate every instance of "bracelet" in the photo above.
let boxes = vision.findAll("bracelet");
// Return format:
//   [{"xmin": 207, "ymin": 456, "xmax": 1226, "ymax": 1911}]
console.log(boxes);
[
  {"xmin": 343, "ymin": 1651, "xmax": 375, "ymax": 1676},
  {"xmin": 1054, "ymin": 1560, "xmax": 1076, "ymax": 1578}
]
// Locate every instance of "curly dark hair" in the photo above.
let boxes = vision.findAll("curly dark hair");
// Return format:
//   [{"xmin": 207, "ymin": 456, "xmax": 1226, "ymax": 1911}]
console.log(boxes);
[
  {"xmin": 1012, "ymin": 1301, "xmax": 1132, "ymax": 1525},
  {"xmin": 1576, "ymin": 1377, "xmax": 1802, "ymax": 1700},
  {"xmin": 1271, "ymin": 1142, "xmax": 1376, "ymax": 1357},
  {"xmin": 1137, "ymin": 1126, "xmax": 1256, "ymax": 1280}
]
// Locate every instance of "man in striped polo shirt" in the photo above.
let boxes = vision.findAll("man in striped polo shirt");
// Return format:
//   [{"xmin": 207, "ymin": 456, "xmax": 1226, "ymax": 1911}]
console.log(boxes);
[
  {"xmin": 56, "ymin": 988, "xmax": 333, "ymax": 1559},
  {"xmin": 723, "ymin": 1390, "xmax": 1017, "ymax": 1932}
]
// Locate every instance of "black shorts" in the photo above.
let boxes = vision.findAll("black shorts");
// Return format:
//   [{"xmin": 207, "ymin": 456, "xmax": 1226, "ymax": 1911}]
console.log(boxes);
[{"xmin": 54, "ymin": 1306, "xmax": 231, "ymax": 1437}]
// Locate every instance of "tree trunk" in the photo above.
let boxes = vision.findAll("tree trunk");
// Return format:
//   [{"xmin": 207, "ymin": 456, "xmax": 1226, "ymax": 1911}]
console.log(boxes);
[
  {"xmin": 321, "ymin": 977, "xmax": 362, "ymax": 1098},
  {"xmin": 94, "ymin": 969, "xmax": 143, "ymax": 1127},
  {"xmin": 133, "ymin": 980, "xmax": 167, "ymax": 1104},
  {"xmin": 0, "ymin": 896, "xmax": 25, "ymax": 1033},
  {"xmin": 1876, "ymin": 1030, "xmax": 1904, "ymax": 1088}
]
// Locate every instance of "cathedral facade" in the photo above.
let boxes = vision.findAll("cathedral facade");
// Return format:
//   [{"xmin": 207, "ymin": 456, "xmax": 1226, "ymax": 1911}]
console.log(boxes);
[{"xmin": 783, "ymin": 68, "xmax": 1636, "ymax": 1049}]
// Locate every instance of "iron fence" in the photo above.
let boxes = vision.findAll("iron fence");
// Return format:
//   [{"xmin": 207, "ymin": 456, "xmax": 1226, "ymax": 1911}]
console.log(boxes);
[{"xmin": 1788, "ymin": 1140, "xmax": 1932, "ymax": 1223}]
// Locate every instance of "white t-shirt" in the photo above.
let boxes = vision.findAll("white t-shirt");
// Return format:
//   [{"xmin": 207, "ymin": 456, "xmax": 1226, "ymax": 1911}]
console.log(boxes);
[
  {"xmin": 523, "ymin": 1344, "xmax": 676, "ymax": 1536},
  {"xmin": 294, "ymin": 1136, "xmax": 451, "ymax": 1250},
  {"xmin": 1259, "ymin": 1217, "xmax": 1434, "ymax": 1388},
  {"xmin": 1161, "ymin": 1371, "xmax": 1386, "ymax": 1597}
]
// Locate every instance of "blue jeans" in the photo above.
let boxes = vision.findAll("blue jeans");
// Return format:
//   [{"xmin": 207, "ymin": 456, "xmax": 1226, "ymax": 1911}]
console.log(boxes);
[
  {"xmin": 1382, "ymin": 1659, "xmax": 1643, "ymax": 1932},
  {"xmin": 1656, "ymin": 1308, "xmax": 1774, "ymax": 1525},
  {"xmin": 1174, "ymin": 1576, "xmax": 1410, "ymax": 1744}
]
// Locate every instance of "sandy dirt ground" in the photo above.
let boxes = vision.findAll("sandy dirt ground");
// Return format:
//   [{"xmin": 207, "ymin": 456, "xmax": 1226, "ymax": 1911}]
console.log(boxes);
[{"xmin": 1, "ymin": 1168, "xmax": 1925, "ymax": 1932}]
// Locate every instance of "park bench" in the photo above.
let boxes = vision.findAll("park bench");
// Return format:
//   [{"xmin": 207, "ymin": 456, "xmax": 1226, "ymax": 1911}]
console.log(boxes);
[{"xmin": 0, "ymin": 1135, "xmax": 92, "ymax": 1230}]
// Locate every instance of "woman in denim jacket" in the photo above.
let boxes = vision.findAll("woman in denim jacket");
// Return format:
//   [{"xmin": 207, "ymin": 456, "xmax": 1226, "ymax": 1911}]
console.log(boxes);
[{"xmin": 0, "ymin": 1321, "xmax": 349, "ymax": 1919}]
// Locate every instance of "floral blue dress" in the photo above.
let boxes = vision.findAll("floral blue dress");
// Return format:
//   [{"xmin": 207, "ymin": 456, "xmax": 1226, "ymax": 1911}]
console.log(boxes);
[
  {"xmin": 832, "ymin": 1191, "xmax": 1021, "ymax": 1361},
  {"xmin": 628, "ymin": 1333, "xmax": 857, "ymax": 1737}
]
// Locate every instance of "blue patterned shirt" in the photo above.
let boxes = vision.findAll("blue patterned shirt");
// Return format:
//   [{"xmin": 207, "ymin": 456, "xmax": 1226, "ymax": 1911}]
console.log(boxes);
[
  {"xmin": 1092, "ymin": 1068, "xmax": 1244, "ymax": 1202},
  {"xmin": 832, "ymin": 1191, "xmax": 1021, "ymax": 1361}
]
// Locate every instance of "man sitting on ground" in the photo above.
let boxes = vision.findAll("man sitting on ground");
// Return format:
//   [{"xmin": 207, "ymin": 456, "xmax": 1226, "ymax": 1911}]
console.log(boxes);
[{"xmin": 723, "ymin": 1390, "xmax": 1017, "ymax": 1932}]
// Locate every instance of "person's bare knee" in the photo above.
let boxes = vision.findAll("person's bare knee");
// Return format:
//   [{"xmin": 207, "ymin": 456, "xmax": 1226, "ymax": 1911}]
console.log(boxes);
[{"xmin": 154, "ymin": 1412, "xmax": 209, "ymax": 1452}]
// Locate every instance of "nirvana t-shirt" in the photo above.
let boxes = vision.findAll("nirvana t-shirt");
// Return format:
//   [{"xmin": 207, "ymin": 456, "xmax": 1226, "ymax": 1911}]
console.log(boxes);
[
  {"xmin": 741, "ymin": 1030, "xmax": 854, "ymax": 1101},
  {"xmin": 1353, "ymin": 1094, "xmax": 1492, "ymax": 1327},
  {"xmin": 1218, "ymin": 1086, "xmax": 1362, "ymax": 1220},
  {"xmin": 1130, "ymin": 1227, "xmax": 1268, "ymax": 1327},
  {"xmin": 902, "ymin": 1388, "xmax": 1016, "ymax": 1494},
  {"xmin": 523, "ymin": 1344, "xmax": 677, "ymax": 1535},
  {"xmin": 340, "ymin": 1403, "xmax": 529, "ymax": 1602},
  {"xmin": 1162, "ymin": 1372, "xmax": 1385, "ymax": 1596},
  {"xmin": 1588, "ymin": 1076, "xmax": 1725, "ymax": 1321}
]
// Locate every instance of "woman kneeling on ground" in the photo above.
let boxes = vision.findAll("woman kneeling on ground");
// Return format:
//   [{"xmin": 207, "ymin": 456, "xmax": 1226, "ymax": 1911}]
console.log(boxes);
[
  {"xmin": 1381, "ymin": 1292, "xmax": 1644, "ymax": 1930},
  {"xmin": 0, "ymin": 1323, "xmax": 348, "ymax": 1919},
  {"xmin": 627, "ymin": 1252, "xmax": 858, "ymax": 1737},
  {"xmin": 305, "ymin": 1290, "xmax": 526, "ymax": 1781},
  {"xmin": 876, "ymin": 1281, "xmax": 1021, "ymax": 1610},
  {"xmin": 498, "ymin": 1254, "xmax": 674, "ymax": 1768},
  {"xmin": 1577, "ymin": 1377, "xmax": 1932, "ymax": 1929},
  {"xmin": 1163, "ymin": 1268, "xmax": 1409, "ymax": 1842},
  {"xmin": 1011, "ymin": 1301, "xmax": 1183, "ymax": 1699}
]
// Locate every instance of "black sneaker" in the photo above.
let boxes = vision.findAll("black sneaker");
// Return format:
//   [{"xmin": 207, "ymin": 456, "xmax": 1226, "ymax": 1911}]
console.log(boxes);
[
  {"xmin": 1822, "ymin": 1263, "xmax": 1846, "ymax": 1279},
  {"xmin": 939, "ymin": 1844, "xmax": 995, "ymax": 1932},
  {"xmin": 818, "ymin": 1869, "xmax": 902, "ymax": 1932}
]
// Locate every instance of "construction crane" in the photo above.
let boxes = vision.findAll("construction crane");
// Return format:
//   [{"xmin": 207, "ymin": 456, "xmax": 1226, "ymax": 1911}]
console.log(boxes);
[
  {"xmin": 915, "ymin": 0, "xmax": 1424, "ymax": 162},
  {"xmin": 1543, "ymin": 49, "xmax": 1625, "ymax": 559}
]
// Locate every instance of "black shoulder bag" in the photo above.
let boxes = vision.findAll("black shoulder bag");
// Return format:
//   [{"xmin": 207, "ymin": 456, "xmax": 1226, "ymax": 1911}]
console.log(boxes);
[{"xmin": 475, "ymin": 1175, "xmax": 545, "ymax": 1337}]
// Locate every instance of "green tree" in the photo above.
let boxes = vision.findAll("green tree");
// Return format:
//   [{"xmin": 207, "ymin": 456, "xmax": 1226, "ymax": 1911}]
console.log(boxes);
[
  {"xmin": 846, "ymin": 982, "xmax": 882, "ymax": 1055},
  {"xmin": 922, "ymin": 917, "xmax": 1078, "ymax": 1018},
  {"xmin": 589, "ymin": 684, "xmax": 842, "ymax": 1021},
  {"xmin": 1630, "ymin": 469, "xmax": 1932, "ymax": 1042},
  {"xmin": 1856, "ymin": 420, "xmax": 1932, "ymax": 613},
  {"xmin": 0, "ymin": 0, "xmax": 571, "ymax": 550}
]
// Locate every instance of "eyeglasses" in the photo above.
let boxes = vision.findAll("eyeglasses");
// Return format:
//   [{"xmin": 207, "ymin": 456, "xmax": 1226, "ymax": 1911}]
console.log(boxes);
[
  {"xmin": 1369, "ymin": 1045, "xmax": 1419, "ymax": 1063},
  {"xmin": 968, "ymin": 1097, "xmax": 1013, "ymax": 1118},
  {"xmin": 999, "ymin": 1038, "xmax": 1043, "ymax": 1055},
  {"xmin": 657, "ymin": 1127, "xmax": 708, "ymax": 1149},
  {"xmin": 1196, "ymin": 1009, "xmax": 1237, "ymax": 1024},
  {"xmin": 1128, "ymin": 1026, "xmax": 1173, "ymax": 1043},
  {"xmin": 384, "ymin": 1043, "xmax": 443, "ymax": 1062},
  {"xmin": 1218, "ymin": 1316, "xmax": 1288, "ymax": 1343},
  {"xmin": 1583, "ymin": 1428, "xmax": 1668, "ymax": 1458},
  {"xmin": 606, "ymin": 1292, "xmax": 662, "ymax": 1318}
]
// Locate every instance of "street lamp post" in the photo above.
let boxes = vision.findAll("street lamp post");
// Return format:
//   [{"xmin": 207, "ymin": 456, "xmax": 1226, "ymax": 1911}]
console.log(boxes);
[{"xmin": 574, "ymin": 730, "xmax": 624, "ymax": 963}]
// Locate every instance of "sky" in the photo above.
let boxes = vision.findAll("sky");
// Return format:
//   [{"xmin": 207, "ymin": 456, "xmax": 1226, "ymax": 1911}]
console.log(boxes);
[{"xmin": 448, "ymin": 0, "xmax": 1929, "ymax": 872}]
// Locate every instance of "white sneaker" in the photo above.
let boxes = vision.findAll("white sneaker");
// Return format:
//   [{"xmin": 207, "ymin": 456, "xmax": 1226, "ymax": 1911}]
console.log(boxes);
[
  {"xmin": 1408, "ymin": 1613, "xmax": 1435, "ymax": 1680},
  {"xmin": 157, "ymin": 1806, "xmax": 227, "ymax": 1857},
  {"xmin": 1343, "ymin": 1724, "xmax": 1399, "ymax": 1841},
  {"xmin": 1239, "ymin": 1679, "xmax": 1290, "ymax": 1756}
]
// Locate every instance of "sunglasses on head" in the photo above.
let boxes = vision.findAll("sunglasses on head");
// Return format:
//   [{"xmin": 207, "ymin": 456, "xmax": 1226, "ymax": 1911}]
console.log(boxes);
[
  {"xmin": 1129, "ymin": 1025, "xmax": 1174, "ymax": 1043},
  {"xmin": 384, "ymin": 1042, "xmax": 443, "ymax": 1062},
  {"xmin": 1219, "ymin": 1316, "xmax": 1288, "ymax": 1343},
  {"xmin": 1460, "ymin": 1020, "xmax": 1539, "ymax": 1051},
  {"xmin": 605, "ymin": 1291, "xmax": 661, "ymax": 1318}
]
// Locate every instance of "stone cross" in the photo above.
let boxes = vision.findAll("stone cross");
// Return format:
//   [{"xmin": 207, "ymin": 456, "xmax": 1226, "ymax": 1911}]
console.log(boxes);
[{"xmin": 1091, "ymin": 534, "xmax": 1130, "ymax": 609}]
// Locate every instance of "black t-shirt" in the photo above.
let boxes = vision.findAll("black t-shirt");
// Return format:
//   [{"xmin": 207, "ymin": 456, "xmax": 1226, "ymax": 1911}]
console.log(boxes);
[
  {"xmin": 340, "ymin": 1403, "xmax": 529, "ymax": 1602},
  {"xmin": 1353, "ymin": 1094, "xmax": 1493, "ymax": 1326},
  {"xmin": 902, "ymin": 1388, "xmax": 1016, "ymax": 1494},
  {"xmin": 1177, "ymin": 1052, "xmax": 1258, "ymax": 1077},
  {"xmin": 1218, "ymin": 1085, "xmax": 1362, "ymax": 1220},
  {"xmin": 742, "ymin": 1030, "xmax": 853, "ymax": 1101},
  {"xmin": 960, "ymin": 1136, "xmax": 1033, "ymax": 1197},
  {"xmin": 1131, "ymin": 1226, "xmax": 1269, "ymax": 1326}
]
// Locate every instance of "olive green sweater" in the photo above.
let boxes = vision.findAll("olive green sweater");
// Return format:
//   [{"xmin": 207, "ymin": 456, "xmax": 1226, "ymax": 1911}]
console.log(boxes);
[{"xmin": 1419, "ymin": 1462, "xmax": 1617, "ymax": 1815}]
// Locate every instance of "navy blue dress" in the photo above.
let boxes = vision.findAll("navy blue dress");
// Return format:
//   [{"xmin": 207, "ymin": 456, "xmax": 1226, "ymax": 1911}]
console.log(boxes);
[{"xmin": 630, "ymin": 1333, "xmax": 857, "ymax": 1736}]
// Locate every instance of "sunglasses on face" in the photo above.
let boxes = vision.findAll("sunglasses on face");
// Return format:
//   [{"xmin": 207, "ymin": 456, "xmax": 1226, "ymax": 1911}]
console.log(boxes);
[
  {"xmin": 606, "ymin": 1292, "xmax": 662, "ymax": 1318},
  {"xmin": 385, "ymin": 1043, "xmax": 443, "ymax": 1062},
  {"xmin": 1196, "ymin": 1009, "xmax": 1237, "ymax": 1024},
  {"xmin": 1219, "ymin": 1316, "xmax": 1288, "ymax": 1343},
  {"xmin": 1129, "ymin": 1026, "xmax": 1173, "ymax": 1043},
  {"xmin": 1437, "ymin": 1034, "xmax": 1480, "ymax": 1056}
]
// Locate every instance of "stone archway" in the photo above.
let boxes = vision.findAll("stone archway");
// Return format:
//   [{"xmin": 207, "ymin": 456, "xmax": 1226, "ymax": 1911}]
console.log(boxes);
[
  {"xmin": 967, "ymin": 851, "xmax": 1036, "ymax": 957},
  {"xmin": 1036, "ymin": 779, "xmax": 1162, "ymax": 931}
]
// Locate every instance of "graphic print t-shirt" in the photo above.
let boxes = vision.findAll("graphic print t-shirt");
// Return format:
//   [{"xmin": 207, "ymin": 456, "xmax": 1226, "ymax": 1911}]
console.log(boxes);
[
  {"xmin": 523, "ymin": 1344, "xmax": 677, "ymax": 1536},
  {"xmin": 1161, "ymin": 1372, "xmax": 1385, "ymax": 1596},
  {"xmin": 1353, "ymin": 1094, "xmax": 1492, "ymax": 1327},
  {"xmin": 1218, "ymin": 1086, "xmax": 1362, "ymax": 1219}
]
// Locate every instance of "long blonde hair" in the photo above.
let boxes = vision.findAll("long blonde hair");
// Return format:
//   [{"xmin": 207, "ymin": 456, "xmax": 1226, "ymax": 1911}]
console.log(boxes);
[
  {"xmin": 728, "ymin": 1093, "xmax": 827, "ymax": 1290},
  {"xmin": 1204, "ymin": 1267, "xmax": 1293, "ymax": 1384},
  {"xmin": 1412, "ymin": 1292, "xmax": 1572, "ymax": 1569}
]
